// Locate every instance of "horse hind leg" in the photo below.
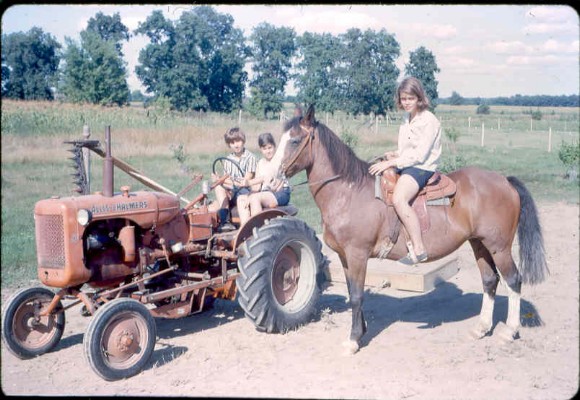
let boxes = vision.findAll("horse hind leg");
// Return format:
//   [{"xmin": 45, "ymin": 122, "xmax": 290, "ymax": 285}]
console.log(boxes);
[
  {"xmin": 491, "ymin": 250, "xmax": 522, "ymax": 342},
  {"xmin": 469, "ymin": 239, "xmax": 500, "ymax": 339}
]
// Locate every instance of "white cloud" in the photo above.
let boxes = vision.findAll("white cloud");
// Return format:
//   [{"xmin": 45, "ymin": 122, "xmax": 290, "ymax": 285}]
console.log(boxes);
[
  {"xmin": 286, "ymin": 10, "xmax": 380, "ymax": 34},
  {"xmin": 523, "ymin": 5, "xmax": 578, "ymax": 35},
  {"xmin": 507, "ymin": 54, "xmax": 563, "ymax": 66},
  {"xmin": 487, "ymin": 40, "xmax": 533, "ymax": 54}
]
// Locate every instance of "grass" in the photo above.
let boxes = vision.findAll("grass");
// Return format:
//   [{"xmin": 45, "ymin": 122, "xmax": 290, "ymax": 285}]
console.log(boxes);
[{"xmin": 1, "ymin": 100, "xmax": 578, "ymax": 289}]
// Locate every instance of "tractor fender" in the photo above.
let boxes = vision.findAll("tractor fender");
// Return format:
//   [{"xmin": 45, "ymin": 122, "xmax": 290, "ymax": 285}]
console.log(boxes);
[{"xmin": 233, "ymin": 209, "xmax": 290, "ymax": 249}]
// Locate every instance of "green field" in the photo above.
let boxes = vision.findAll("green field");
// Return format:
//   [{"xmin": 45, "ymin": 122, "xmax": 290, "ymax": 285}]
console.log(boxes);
[{"xmin": 1, "ymin": 100, "xmax": 578, "ymax": 288}]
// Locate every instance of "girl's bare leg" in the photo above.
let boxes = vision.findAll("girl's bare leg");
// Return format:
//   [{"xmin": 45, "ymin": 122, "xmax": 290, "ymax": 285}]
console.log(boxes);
[{"xmin": 392, "ymin": 175, "xmax": 426, "ymax": 256}]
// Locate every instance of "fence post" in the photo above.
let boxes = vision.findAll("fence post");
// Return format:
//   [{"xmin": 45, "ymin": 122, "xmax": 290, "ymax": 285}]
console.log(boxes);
[
  {"xmin": 238, "ymin": 109, "xmax": 242, "ymax": 125},
  {"xmin": 530, "ymin": 118, "xmax": 533, "ymax": 132},
  {"xmin": 82, "ymin": 125, "xmax": 91, "ymax": 193},
  {"xmin": 498, "ymin": 118, "xmax": 501, "ymax": 131},
  {"xmin": 548, "ymin": 127, "xmax": 552, "ymax": 152},
  {"xmin": 481, "ymin": 123, "xmax": 485, "ymax": 147},
  {"xmin": 468, "ymin": 116, "xmax": 471, "ymax": 130}
]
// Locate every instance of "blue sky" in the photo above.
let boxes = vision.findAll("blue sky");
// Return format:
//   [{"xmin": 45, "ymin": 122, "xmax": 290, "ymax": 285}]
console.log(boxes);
[{"xmin": 2, "ymin": 4, "xmax": 578, "ymax": 98}]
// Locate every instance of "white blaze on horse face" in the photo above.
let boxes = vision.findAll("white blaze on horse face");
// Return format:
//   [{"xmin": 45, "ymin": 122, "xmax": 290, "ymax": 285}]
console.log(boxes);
[{"xmin": 271, "ymin": 130, "xmax": 291, "ymax": 173}]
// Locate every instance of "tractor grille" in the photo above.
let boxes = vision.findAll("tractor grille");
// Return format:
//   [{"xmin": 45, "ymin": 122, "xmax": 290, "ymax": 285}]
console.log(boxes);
[{"xmin": 35, "ymin": 214, "xmax": 66, "ymax": 269}]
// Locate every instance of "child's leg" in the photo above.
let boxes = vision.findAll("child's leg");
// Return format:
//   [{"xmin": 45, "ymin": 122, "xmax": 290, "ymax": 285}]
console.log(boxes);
[
  {"xmin": 237, "ymin": 194, "xmax": 250, "ymax": 224},
  {"xmin": 249, "ymin": 192, "xmax": 278, "ymax": 215}
]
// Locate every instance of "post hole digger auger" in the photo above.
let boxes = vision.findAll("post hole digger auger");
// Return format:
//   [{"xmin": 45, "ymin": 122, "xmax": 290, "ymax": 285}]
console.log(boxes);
[{"xmin": 2, "ymin": 126, "xmax": 328, "ymax": 381}]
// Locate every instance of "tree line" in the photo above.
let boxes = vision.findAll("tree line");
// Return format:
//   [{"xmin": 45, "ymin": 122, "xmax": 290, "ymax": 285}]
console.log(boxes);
[
  {"xmin": 6, "ymin": 5, "xmax": 573, "ymax": 119},
  {"xmin": 443, "ymin": 91, "xmax": 578, "ymax": 108}
]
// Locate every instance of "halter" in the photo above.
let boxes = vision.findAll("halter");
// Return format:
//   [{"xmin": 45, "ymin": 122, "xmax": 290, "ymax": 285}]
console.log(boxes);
[
  {"xmin": 282, "ymin": 122, "xmax": 341, "ymax": 194},
  {"xmin": 282, "ymin": 124, "xmax": 315, "ymax": 175}
]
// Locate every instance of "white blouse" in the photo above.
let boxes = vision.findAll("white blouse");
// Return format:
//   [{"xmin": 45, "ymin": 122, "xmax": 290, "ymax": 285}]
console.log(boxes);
[{"xmin": 395, "ymin": 110, "xmax": 442, "ymax": 172}]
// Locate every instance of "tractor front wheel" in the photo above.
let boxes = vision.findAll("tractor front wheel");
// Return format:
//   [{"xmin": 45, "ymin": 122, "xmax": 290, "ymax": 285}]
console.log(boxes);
[
  {"xmin": 1, "ymin": 287, "xmax": 65, "ymax": 359},
  {"xmin": 84, "ymin": 298, "xmax": 156, "ymax": 381},
  {"xmin": 236, "ymin": 216, "xmax": 327, "ymax": 333}
]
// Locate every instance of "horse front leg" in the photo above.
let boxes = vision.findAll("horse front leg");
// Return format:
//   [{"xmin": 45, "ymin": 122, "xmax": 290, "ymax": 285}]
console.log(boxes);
[{"xmin": 339, "ymin": 251, "xmax": 368, "ymax": 354}]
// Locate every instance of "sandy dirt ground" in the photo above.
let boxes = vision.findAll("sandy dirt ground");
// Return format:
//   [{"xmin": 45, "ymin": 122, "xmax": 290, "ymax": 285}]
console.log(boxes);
[{"xmin": 1, "ymin": 201, "xmax": 578, "ymax": 399}]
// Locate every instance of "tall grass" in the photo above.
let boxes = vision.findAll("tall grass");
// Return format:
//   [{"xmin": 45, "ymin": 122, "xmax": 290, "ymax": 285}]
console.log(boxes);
[{"xmin": 1, "ymin": 100, "xmax": 578, "ymax": 289}]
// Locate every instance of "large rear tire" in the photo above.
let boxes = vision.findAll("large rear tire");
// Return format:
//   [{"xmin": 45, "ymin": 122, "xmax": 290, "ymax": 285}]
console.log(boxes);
[
  {"xmin": 1, "ymin": 287, "xmax": 65, "ymax": 359},
  {"xmin": 236, "ymin": 216, "xmax": 327, "ymax": 333},
  {"xmin": 84, "ymin": 298, "xmax": 156, "ymax": 381}
]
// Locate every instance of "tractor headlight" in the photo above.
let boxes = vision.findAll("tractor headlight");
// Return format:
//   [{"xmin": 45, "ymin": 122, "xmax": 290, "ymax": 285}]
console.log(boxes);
[{"xmin": 77, "ymin": 209, "xmax": 91, "ymax": 226}]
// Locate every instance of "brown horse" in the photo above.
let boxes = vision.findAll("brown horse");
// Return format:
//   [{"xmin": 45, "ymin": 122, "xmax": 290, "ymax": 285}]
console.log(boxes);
[{"xmin": 281, "ymin": 105, "xmax": 549, "ymax": 354}]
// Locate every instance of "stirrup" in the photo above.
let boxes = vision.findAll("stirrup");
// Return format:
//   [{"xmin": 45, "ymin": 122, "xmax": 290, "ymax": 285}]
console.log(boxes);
[{"xmin": 398, "ymin": 252, "xmax": 428, "ymax": 266}]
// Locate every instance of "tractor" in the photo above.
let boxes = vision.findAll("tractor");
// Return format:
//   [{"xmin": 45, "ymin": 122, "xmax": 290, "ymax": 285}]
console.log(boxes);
[{"xmin": 2, "ymin": 127, "xmax": 328, "ymax": 381}]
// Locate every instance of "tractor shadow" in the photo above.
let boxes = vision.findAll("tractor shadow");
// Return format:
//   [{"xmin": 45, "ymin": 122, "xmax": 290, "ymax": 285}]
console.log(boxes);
[{"xmin": 316, "ymin": 281, "xmax": 543, "ymax": 348}]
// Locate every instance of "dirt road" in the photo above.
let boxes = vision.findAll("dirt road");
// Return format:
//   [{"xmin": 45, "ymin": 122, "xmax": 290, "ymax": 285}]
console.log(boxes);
[{"xmin": 1, "ymin": 202, "xmax": 578, "ymax": 399}]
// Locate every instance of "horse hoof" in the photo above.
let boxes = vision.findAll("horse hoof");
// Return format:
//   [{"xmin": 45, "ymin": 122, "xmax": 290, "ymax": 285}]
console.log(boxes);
[
  {"xmin": 495, "ymin": 322, "xmax": 517, "ymax": 343},
  {"xmin": 342, "ymin": 340, "xmax": 360, "ymax": 355},
  {"xmin": 469, "ymin": 324, "xmax": 490, "ymax": 340}
]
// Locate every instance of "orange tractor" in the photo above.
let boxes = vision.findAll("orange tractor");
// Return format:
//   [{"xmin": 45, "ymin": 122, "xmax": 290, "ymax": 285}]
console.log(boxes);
[{"xmin": 2, "ymin": 127, "xmax": 328, "ymax": 381}]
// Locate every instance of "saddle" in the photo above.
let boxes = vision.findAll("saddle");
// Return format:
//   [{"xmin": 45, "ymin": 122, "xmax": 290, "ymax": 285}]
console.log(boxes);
[{"xmin": 376, "ymin": 168, "xmax": 457, "ymax": 246}]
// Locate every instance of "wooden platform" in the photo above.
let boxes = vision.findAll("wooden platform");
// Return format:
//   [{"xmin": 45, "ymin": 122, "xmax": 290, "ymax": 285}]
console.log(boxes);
[{"xmin": 320, "ymin": 237, "xmax": 459, "ymax": 293}]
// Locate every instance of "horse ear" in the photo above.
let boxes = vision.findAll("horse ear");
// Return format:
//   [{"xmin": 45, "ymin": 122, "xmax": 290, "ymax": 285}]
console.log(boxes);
[{"xmin": 304, "ymin": 104, "xmax": 316, "ymax": 126}]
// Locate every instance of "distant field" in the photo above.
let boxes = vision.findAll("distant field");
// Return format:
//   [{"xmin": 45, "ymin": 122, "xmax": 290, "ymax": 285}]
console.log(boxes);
[{"xmin": 1, "ymin": 100, "xmax": 578, "ymax": 287}]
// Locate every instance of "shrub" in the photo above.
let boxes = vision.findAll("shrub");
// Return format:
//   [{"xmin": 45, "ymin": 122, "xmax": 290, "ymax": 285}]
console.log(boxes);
[
  {"xmin": 476, "ymin": 104, "xmax": 490, "ymax": 115},
  {"xmin": 558, "ymin": 141, "xmax": 579, "ymax": 181},
  {"xmin": 340, "ymin": 129, "xmax": 359, "ymax": 150}
]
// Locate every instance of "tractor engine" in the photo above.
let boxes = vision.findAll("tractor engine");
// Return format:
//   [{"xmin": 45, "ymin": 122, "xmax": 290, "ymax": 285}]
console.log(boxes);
[{"xmin": 34, "ymin": 189, "xmax": 188, "ymax": 288}]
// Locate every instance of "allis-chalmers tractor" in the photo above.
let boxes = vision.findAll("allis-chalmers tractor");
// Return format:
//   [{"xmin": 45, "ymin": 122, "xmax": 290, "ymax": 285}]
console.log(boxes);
[{"xmin": 2, "ymin": 127, "xmax": 328, "ymax": 381}]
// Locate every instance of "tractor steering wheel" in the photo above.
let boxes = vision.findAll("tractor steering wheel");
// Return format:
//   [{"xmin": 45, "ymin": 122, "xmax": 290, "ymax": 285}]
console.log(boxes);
[{"xmin": 212, "ymin": 157, "xmax": 245, "ymax": 189}]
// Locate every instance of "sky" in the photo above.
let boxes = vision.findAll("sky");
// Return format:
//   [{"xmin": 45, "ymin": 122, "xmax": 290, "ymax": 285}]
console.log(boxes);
[{"xmin": 1, "ymin": 4, "xmax": 578, "ymax": 98}]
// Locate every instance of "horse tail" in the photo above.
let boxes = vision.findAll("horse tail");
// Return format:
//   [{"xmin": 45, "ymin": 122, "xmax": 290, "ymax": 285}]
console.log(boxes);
[{"xmin": 507, "ymin": 176, "xmax": 549, "ymax": 285}]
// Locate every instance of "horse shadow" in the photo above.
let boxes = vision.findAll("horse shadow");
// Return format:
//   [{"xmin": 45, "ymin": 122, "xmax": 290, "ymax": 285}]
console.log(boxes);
[{"xmin": 316, "ymin": 281, "xmax": 543, "ymax": 348}]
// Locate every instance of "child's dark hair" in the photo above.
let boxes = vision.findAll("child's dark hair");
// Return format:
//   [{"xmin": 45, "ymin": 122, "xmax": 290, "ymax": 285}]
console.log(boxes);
[
  {"xmin": 224, "ymin": 127, "xmax": 246, "ymax": 144},
  {"xmin": 258, "ymin": 132, "xmax": 276, "ymax": 148}
]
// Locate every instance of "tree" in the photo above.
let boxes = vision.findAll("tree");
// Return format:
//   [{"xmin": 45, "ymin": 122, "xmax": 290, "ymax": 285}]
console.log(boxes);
[
  {"xmin": 134, "ymin": 6, "xmax": 249, "ymax": 112},
  {"xmin": 405, "ymin": 46, "xmax": 440, "ymax": 109},
  {"xmin": 337, "ymin": 28, "xmax": 400, "ymax": 117},
  {"xmin": 449, "ymin": 91, "xmax": 464, "ymax": 106},
  {"xmin": 1, "ymin": 27, "xmax": 61, "ymax": 100},
  {"xmin": 295, "ymin": 32, "xmax": 342, "ymax": 114},
  {"xmin": 86, "ymin": 12, "xmax": 130, "ymax": 55},
  {"xmin": 60, "ymin": 25, "xmax": 130, "ymax": 106},
  {"xmin": 247, "ymin": 23, "xmax": 297, "ymax": 119}
]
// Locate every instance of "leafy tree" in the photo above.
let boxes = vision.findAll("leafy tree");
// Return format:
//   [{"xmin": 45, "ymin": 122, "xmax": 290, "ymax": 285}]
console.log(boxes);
[
  {"xmin": 476, "ymin": 104, "xmax": 490, "ymax": 114},
  {"xmin": 337, "ymin": 28, "xmax": 400, "ymax": 117},
  {"xmin": 1, "ymin": 27, "xmax": 61, "ymax": 100},
  {"xmin": 134, "ymin": 6, "xmax": 249, "ymax": 112},
  {"xmin": 558, "ymin": 140, "xmax": 579, "ymax": 180},
  {"xmin": 449, "ymin": 91, "xmax": 464, "ymax": 106},
  {"xmin": 248, "ymin": 23, "xmax": 296, "ymax": 119},
  {"xmin": 405, "ymin": 46, "xmax": 440, "ymax": 109},
  {"xmin": 295, "ymin": 32, "xmax": 342, "ymax": 114},
  {"xmin": 86, "ymin": 12, "xmax": 130, "ymax": 55},
  {"xmin": 60, "ymin": 29, "xmax": 129, "ymax": 106}
]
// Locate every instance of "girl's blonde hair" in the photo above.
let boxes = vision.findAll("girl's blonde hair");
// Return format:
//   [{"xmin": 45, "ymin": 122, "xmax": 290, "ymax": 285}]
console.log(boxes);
[{"xmin": 395, "ymin": 76, "xmax": 430, "ymax": 112}]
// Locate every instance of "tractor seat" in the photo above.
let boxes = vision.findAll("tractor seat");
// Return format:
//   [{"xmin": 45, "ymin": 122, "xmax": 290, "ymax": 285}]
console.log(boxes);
[{"xmin": 230, "ymin": 204, "xmax": 298, "ymax": 224}]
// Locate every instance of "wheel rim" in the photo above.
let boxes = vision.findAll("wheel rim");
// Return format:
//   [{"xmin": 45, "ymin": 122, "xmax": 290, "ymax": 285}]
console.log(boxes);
[
  {"xmin": 271, "ymin": 240, "xmax": 317, "ymax": 312},
  {"xmin": 12, "ymin": 296, "xmax": 60, "ymax": 352},
  {"xmin": 100, "ymin": 311, "xmax": 150, "ymax": 370}
]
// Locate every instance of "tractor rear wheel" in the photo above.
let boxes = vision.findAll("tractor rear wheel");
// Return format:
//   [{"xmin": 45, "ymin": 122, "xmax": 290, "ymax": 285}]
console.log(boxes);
[
  {"xmin": 1, "ymin": 287, "xmax": 65, "ymax": 359},
  {"xmin": 236, "ymin": 216, "xmax": 327, "ymax": 333},
  {"xmin": 84, "ymin": 298, "xmax": 156, "ymax": 381}
]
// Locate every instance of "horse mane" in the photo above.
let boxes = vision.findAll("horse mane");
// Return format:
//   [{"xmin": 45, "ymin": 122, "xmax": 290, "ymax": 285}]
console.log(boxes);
[{"xmin": 284, "ymin": 117, "xmax": 370, "ymax": 186}]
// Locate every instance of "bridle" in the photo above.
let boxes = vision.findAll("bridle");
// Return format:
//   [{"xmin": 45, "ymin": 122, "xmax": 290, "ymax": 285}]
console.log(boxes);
[
  {"xmin": 282, "ymin": 122, "xmax": 340, "ymax": 194},
  {"xmin": 282, "ymin": 124, "xmax": 315, "ymax": 176}
]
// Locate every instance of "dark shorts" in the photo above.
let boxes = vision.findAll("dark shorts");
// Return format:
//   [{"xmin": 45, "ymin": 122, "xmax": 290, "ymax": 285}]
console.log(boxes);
[
  {"xmin": 397, "ymin": 167, "xmax": 434, "ymax": 190},
  {"xmin": 272, "ymin": 186, "xmax": 291, "ymax": 206},
  {"xmin": 231, "ymin": 186, "xmax": 251, "ymax": 204}
]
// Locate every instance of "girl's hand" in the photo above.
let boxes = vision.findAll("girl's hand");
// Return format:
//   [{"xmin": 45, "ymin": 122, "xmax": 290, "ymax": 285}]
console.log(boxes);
[{"xmin": 369, "ymin": 160, "xmax": 392, "ymax": 176}]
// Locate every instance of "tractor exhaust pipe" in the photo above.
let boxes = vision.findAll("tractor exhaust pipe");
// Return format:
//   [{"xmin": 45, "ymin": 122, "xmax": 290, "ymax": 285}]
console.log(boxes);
[{"xmin": 103, "ymin": 126, "xmax": 114, "ymax": 197}]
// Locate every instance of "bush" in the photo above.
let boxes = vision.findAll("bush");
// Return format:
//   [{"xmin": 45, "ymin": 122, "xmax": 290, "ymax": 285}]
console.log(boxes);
[
  {"xmin": 558, "ymin": 141, "xmax": 579, "ymax": 180},
  {"xmin": 340, "ymin": 129, "xmax": 359, "ymax": 150},
  {"xmin": 439, "ymin": 154, "xmax": 467, "ymax": 173},
  {"xmin": 476, "ymin": 104, "xmax": 490, "ymax": 115}
]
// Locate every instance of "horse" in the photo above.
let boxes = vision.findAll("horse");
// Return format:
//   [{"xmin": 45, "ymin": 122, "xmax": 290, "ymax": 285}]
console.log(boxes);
[{"xmin": 280, "ymin": 105, "xmax": 549, "ymax": 354}]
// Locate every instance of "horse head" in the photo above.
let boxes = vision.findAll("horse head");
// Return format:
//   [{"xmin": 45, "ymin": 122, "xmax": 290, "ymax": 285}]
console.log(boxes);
[{"xmin": 281, "ymin": 104, "xmax": 317, "ymax": 178}]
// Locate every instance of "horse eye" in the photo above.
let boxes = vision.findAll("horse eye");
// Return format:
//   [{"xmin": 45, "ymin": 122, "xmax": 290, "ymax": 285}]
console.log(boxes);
[{"xmin": 289, "ymin": 137, "xmax": 301, "ymax": 146}]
